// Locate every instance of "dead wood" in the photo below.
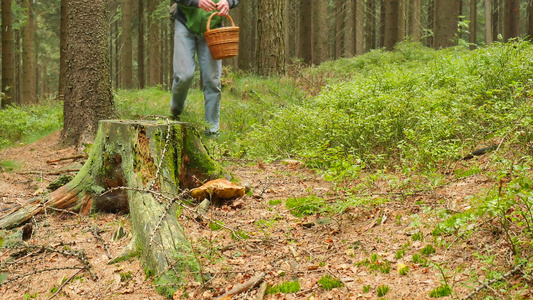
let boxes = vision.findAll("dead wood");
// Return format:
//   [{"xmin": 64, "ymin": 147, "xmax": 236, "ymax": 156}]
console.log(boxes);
[
  {"xmin": 215, "ymin": 272, "xmax": 266, "ymax": 300},
  {"xmin": 47, "ymin": 154, "xmax": 88, "ymax": 164}
]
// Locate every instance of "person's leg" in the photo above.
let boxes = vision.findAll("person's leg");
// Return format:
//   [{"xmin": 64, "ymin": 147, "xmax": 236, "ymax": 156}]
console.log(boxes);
[
  {"xmin": 170, "ymin": 21, "xmax": 197, "ymax": 118},
  {"xmin": 197, "ymin": 35, "xmax": 222, "ymax": 133}
]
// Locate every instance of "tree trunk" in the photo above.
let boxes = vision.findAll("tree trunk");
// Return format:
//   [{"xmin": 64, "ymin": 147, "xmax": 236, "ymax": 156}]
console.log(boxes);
[
  {"xmin": 237, "ymin": 0, "xmax": 253, "ymax": 70},
  {"xmin": 22, "ymin": 0, "xmax": 37, "ymax": 105},
  {"xmin": 59, "ymin": 0, "xmax": 68, "ymax": 99},
  {"xmin": 62, "ymin": 0, "xmax": 116, "ymax": 146},
  {"xmin": 2, "ymin": 0, "xmax": 15, "ymax": 108},
  {"xmin": 299, "ymin": 0, "xmax": 312, "ymax": 64},
  {"xmin": 0, "ymin": 120, "xmax": 226, "ymax": 297},
  {"xmin": 504, "ymin": 0, "xmax": 519, "ymax": 41},
  {"xmin": 120, "ymin": 0, "xmax": 134, "ymax": 89},
  {"xmin": 433, "ymin": 0, "xmax": 460, "ymax": 48},
  {"xmin": 485, "ymin": 0, "xmax": 493, "ymax": 44},
  {"xmin": 410, "ymin": 0, "xmax": 422, "ymax": 41},
  {"xmin": 256, "ymin": 0, "xmax": 285, "ymax": 75},
  {"xmin": 148, "ymin": 0, "xmax": 161, "ymax": 86},
  {"xmin": 355, "ymin": 0, "xmax": 364, "ymax": 55},
  {"xmin": 493, "ymin": 0, "xmax": 501, "ymax": 41},
  {"xmin": 385, "ymin": 0, "xmax": 399, "ymax": 51},
  {"xmin": 138, "ymin": 0, "xmax": 146, "ymax": 89},
  {"xmin": 470, "ymin": 0, "xmax": 477, "ymax": 48},
  {"xmin": 335, "ymin": 0, "xmax": 346, "ymax": 59},
  {"xmin": 312, "ymin": 0, "xmax": 328, "ymax": 64},
  {"xmin": 365, "ymin": 0, "xmax": 375, "ymax": 51},
  {"xmin": 529, "ymin": 0, "xmax": 533, "ymax": 40}
]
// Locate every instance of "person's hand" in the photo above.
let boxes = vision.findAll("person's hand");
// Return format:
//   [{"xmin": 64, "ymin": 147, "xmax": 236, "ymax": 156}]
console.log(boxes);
[
  {"xmin": 199, "ymin": 0, "xmax": 216, "ymax": 12},
  {"xmin": 216, "ymin": 0, "xmax": 230, "ymax": 16}
]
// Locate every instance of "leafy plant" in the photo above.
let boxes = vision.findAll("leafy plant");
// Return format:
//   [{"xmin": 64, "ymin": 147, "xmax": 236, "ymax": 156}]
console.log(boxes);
[
  {"xmin": 285, "ymin": 195, "xmax": 327, "ymax": 217},
  {"xmin": 376, "ymin": 285, "xmax": 390, "ymax": 297},
  {"xmin": 429, "ymin": 284, "xmax": 452, "ymax": 298},
  {"xmin": 421, "ymin": 244, "xmax": 436, "ymax": 256},
  {"xmin": 363, "ymin": 284, "xmax": 371, "ymax": 293},
  {"xmin": 208, "ymin": 221, "xmax": 224, "ymax": 231},
  {"xmin": 318, "ymin": 274, "xmax": 343, "ymax": 290},
  {"xmin": 265, "ymin": 280, "xmax": 300, "ymax": 294}
]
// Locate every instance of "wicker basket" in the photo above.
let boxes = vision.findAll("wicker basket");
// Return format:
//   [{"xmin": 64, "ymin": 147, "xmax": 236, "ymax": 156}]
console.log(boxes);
[{"xmin": 204, "ymin": 13, "xmax": 239, "ymax": 60}]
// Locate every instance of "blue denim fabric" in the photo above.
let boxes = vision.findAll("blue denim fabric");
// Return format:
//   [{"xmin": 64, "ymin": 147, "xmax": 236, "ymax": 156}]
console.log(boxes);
[{"xmin": 171, "ymin": 21, "xmax": 222, "ymax": 133}]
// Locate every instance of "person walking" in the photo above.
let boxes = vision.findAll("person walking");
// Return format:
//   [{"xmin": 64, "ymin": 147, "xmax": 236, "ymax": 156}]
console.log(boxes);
[{"xmin": 170, "ymin": 0, "xmax": 239, "ymax": 136}]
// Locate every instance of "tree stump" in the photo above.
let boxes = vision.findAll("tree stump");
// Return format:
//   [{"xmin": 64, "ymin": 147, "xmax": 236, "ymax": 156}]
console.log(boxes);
[{"xmin": 0, "ymin": 120, "xmax": 227, "ymax": 297}]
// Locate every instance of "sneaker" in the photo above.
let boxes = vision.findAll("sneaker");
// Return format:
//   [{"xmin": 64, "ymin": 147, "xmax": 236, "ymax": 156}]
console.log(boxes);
[
  {"xmin": 204, "ymin": 130, "xmax": 220, "ymax": 137},
  {"xmin": 170, "ymin": 112, "xmax": 181, "ymax": 121}
]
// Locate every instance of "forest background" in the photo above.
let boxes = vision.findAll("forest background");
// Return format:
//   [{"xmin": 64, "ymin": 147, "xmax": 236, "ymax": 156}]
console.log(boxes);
[{"xmin": 0, "ymin": 0, "xmax": 531, "ymax": 107}]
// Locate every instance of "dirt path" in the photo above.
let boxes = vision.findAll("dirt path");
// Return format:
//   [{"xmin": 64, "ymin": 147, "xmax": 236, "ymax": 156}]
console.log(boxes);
[{"xmin": 0, "ymin": 132, "xmax": 526, "ymax": 300}]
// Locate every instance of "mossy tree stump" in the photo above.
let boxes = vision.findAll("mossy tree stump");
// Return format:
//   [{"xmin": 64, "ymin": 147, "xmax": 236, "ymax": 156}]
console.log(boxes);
[{"xmin": 0, "ymin": 120, "xmax": 226, "ymax": 297}]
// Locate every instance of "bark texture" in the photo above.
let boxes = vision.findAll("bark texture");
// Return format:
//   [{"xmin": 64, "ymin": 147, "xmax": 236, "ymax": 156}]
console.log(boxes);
[
  {"xmin": 256, "ymin": 0, "xmax": 285, "ymax": 75},
  {"xmin": 433, "ymin": 0, "xmax": 460, "ymax": 48},
  {"xmin": 2, "ymin": 0, "xmax": 15, "ymax": 107},
  {"xmin": 62, "ymin": 0, "xmax": 116, "ymax": 146}
]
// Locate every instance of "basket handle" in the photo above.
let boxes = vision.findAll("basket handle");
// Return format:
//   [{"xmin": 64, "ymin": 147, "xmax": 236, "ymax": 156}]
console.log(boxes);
[{"xmin": 206, "ymin": 12, "xmax": 235, "ymax": 33}]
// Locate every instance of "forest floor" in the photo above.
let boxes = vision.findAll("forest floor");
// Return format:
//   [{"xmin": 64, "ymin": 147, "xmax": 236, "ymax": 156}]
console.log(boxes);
[{"xmin": 0, "ymin": 132, "xmax": 530, "ymax": 300}]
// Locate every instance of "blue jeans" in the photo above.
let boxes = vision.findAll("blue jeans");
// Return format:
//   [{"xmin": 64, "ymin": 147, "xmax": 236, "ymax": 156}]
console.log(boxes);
[{"xmin": 171, "ymin": 21, "xmax": 222, "ymax": 133}]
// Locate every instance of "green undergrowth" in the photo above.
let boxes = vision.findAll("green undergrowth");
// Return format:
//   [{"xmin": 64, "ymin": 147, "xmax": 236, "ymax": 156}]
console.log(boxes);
[{"xmin": 0, "ymin": 100, "xmax": 62, "ymax": 150}]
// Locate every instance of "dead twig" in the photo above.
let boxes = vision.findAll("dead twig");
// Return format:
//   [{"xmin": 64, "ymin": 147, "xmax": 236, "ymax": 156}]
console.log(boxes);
[
  {"xmin": 215, "ymin": 272, "xmax": 266, "ymax": 300},
  {"xmin": 46, "ymin": 155, "xmax": 88, "ymax": 164},
  {"xmin": 47, "ymin": 268, "xmax": 84, "ymax": 300},
  {"xmin": 462, "ymin": 260, "xmax": 527, "ymax": 300}
]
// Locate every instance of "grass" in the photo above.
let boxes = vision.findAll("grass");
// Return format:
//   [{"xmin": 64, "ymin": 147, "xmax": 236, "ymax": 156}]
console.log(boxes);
[{"xmin": 265, "ymin": 280, "xmax": 300, "ymax": 295}]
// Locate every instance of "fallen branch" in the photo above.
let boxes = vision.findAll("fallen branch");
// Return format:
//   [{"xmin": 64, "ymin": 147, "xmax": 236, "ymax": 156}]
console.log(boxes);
[
  {"xmin": 215, "ymin": 272, "xmax": 266, "ymax": 300},
  {"xmin": 256, "ymin": 281, "xmax": 268, "ymax": 300},
  {"xmin": 46, "ymin": 155, "xmax": 88, "ymax": 164},
  {"xmin": 48, "ymin": 268, "xmax": 84, "ymax": 300},
  {"xmin": 462, "ymin": 260, "xmax": 527, "ymax": 300}
]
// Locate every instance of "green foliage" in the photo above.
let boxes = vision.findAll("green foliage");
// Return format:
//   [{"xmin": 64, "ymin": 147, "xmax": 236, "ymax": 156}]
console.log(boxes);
[
  {"xmin": 362, "ymin": 284, "xmax": 371, "ymax": 293},
  {"xmin": 265, "ymin": 280, "xmax": 300, "ymax": 295},
  {"xmin": 120, "ymin": 271, "xmax": 132, "ymax": 282},
  {"xmin": 398, "ymin": 265, "xmax": 409, "ymax": 276},
  {"xmin": 0, "ymin": 160, "xmax": 21, "ymax": 172},
  {"xmin": 376, "ymin": 285, "xmax": 390, "ymax": 297},
  {"xmin": 268, "ymin": 199, "xmax": 282, "ymax": 206},
  {"xmin": 230, "ymin": 230, "xmax": 249, "ymax": 240},
  {"xmin": 421, "ymin": 245, "xmax": 436, "ymax": 256},
  {"xmin": 208, "ymin": 221, "xmax": 224, "ymax": 231},
  {"xmin": 0, "ymin": 101, "xmax": 62, "ymax": 149},
  {"xmin": 429, "ymin": 284, "xmax": 452, "ymax": 298},
  {"xmin": 285, "ymin": 195, "xmax": 327, "ymax": 217},
  {"xmin": 317, "ymin": 274, "xmax": 343, "ymax": 290}
]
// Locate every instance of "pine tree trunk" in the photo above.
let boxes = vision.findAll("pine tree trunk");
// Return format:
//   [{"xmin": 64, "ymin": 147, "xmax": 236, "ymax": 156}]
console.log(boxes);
[
  {"xmin": 22, "ymin": 0, "xmax": 37, "ymax": 105},
  {"xmin": 335, "ymin": 0, "xmax": 346, "ymax": 59},
  {"xmin": 485, "ymin": 0, "xmax": 493, "ymax": 43},
  {"xmin": 299, "ymin": 0, "xmax": 312, "ymax": 64},
  {"xmin": 120, "ymin": 0, "xmax": 134, "ymax": 89},
  {"xmin": 470, "ymin": 0, "xmax": 477, "ymax": 48},
  {"xmin": 138, "ymin": 0, "xmax": 146, "ymax": 89},
  {"xmin": 433, "ymin": 0, "xmax": 460, "ymax": 48},
  {"xmin": 312, "ymin": 0, "xmax": 328, "ymax": 64},
  {"xmin": 410, "ymin": 0, "xmax": 422, "ymax": 41},
  {"xmin": 528, "ymin": 0, "xmax": 533, "ymax": 39},
  {"xmin": 355, "ymin": 0, "xmax": 364, "ymax": 55},
  {"xmin": 365, "ymin": 0, "xmax": 375, "ymax": 51},
  {"xmin": 0, "ymin": 120, "xmax": 227, "ymax": 297},
  {"xmin": 385, "ymin": 0, "xmax": 399, "ymax": 51},
  {"xmin": 1, "ymin": 0, "xmax": 15, "ymax": 108},
  {"xmin": 62, "ymin": 0, "xmax": 116, "ymax": 146},
  {"xmin": 257, "ymin": 0, "xmax": 285, "ymax": 75},
  {"xmin": 148, "ymin": 0, "xmax": 161, "ymax": 86},
  {"xmin": 58, "ymin": 0, "xmax": 68, "ymax": 99},
  {"xmin": 237, "ymin": 0, "xmax": 253, "ymax": 70},
  {"xmin": 504, "ymin": 0, "xmax": 519, "ymax": 41}
]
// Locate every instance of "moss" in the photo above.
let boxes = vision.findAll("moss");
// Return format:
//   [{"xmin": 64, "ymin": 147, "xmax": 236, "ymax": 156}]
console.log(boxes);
[
  {"xmin": 154, "ymin": 271, "xmax": 181, "ymax": 299},
  {"xmin": 183, "ymin": 127, "xmax": 226, "ymax": 179}
]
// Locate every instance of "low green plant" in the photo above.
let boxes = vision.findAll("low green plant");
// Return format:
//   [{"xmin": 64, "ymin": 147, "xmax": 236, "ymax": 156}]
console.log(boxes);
[
  {"xmin": 268, "ymin": 199, "xmax": 282, "ymax": 206},
  {"xmin": 363, "ymin": 284, "xmax": 371, "ymax": 293},
  {"xmin": 398, "ymin": 264, "xmax": 409, "ymax": 276},
  {"xmin": 265, "ymin": 280, "xmax": 300, "ymax": 294},
  {"xmin": 120, "ymin": 271, "xmax": 132, "ymax": 282},
  {"xmin": 285, "ymin": 195, "xmax": 327, "ymax": 217},
  {"xmin": 317, "ymin": 274, "xmax": 343, "ymax": 290},
  {"xmin": 411, "ymin": 231, "xmax": 424, "ymax": 241},
  {"xmin": 429, "ymin": 284, "xmax": 452, "ymax": 298},
  {"xmin": 412, "ymin": 254, "xmax": 429, "ymax": 266},
  {"xmin": 231, "ymin": 230, "xmax": 249, "ymax": 240},
  {"xmin": 421, "ymin": 244, "xmax": 436, "ymax": 256},
  {"xmin": 208, "ymin": 221, "xmax": 224, "ymax": 231},
  {"xmin": 376, "ymin": 285, "xmax": 390, "ymax": 297}
]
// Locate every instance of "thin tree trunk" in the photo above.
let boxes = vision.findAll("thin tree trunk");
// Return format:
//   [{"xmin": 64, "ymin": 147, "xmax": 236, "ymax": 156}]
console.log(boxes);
[
  {"xmin": 2, "ymin": 0, "xmax": 15, "ymax": 108},
  {"xmin": 504, "ymin": 0, "xmax": 519, "ymax": 41},
  {"xmin": 59, "ymin": 0, "xmax": 68, "ymax": 98},
  {"xmin": 355, "ymin": 0, "xmax": 364, "ymax": 55},
  {"xmin": 299, "ymin": 0, "xmax": 312, "ymax": 64},
  {"xmin": 485, "ymin": 0, "xmax": 493, "ymax": 44},
  {"xmin": 138, "ymin": 0, "xmax": 145, "ymax": 89},
  {"xmin": 529, "ymin": 0, "xmax": 533, "ymax": 39},
  {"xmin": 493, "ymin": 0, "xmax": 500, "ymax": 41},
  {"xmin": 22, "ymin": 0, "xmax": 37, "ymax": 104},
  {"xmin": 312, "ymin": 0, "xmax": 328, "ymax": 64},
  {"xmin": 470, "ymin": 0, "xmax": 477, "ymax": 48},
  {"xmin": 385, "ymin": 0, "xmax": 399, "ymax": 51},
  {"xmin": 411, "ymin": 0, "xmax": 422, "ymax": 41},
  {"xmin": 335, "ymin": 0, "xmax": 346, "ymax": 59},
  {"xmin": 120, "ymin": 0, "xmax": 134, "ymax": 89},
  {"xmin": 148, "ymin": 0, "xmax": 161, "ymax": 86},
  {"xmin": 365, "ymin": 0, "xmax": 375, "ymax": 51}
]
